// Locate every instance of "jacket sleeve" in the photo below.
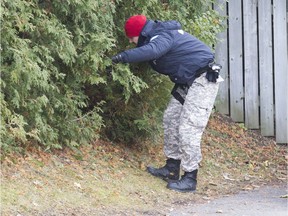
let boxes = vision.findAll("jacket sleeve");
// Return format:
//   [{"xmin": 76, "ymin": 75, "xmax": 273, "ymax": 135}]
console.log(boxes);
[{"xmin": 120, "ymin": 33, "xmax": 174, "ymax": 63}]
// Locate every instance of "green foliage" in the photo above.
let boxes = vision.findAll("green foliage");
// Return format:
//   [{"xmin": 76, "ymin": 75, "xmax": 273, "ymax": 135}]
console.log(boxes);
[
  {"xmin": 1, "ymin": 0, "xmax": 115, "ymax": 151},
  {"xmin": 111, "ymin": 64, "xmax": 149, "ymax": 102},
  {"xmin": 101, "ymin": 63, "xmax": 172, "ymax": 144},
  {"xmin": 191, "ymin": 10, "xmax": 226, "ymax": 48},
  {"xmin": 1, "ymin": 0, "xmax": 225, "ymax": 152}
]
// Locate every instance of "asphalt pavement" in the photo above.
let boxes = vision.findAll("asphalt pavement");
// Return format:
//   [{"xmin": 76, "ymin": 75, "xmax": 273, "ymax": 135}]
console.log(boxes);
[{"xmin": 169, "ymin": 184, "xmax": 288, "ymax": 216}]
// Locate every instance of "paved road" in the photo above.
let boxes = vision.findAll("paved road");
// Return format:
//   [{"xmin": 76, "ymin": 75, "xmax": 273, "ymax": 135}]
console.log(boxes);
[{"xmin": 169, "ymin": 184, "xmax": 288, "ymax": 216}]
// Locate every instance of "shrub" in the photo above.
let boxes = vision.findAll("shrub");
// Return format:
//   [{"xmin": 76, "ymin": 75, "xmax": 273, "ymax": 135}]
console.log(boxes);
[
  {"xmin": 1, "ymin": 0, "xmax": 115, "ymax": 151},
  {"xmin": 0, "ymin": 0, "xmax": 225, "ymax": 152}
]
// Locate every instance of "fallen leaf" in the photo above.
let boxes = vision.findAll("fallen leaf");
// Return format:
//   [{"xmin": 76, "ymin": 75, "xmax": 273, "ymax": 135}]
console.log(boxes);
[
  {"xmin": 242, "ymin": 185, "xmax": 253, "ymax": 191},
  {"xmin": 223, "ymin": 173, "xmax": 235, "ymax": 181},
  {"xmin": 209, "ymin": 182, "xmax": 218, "ymax": 186},
  {"xmin": 74, "ymin": 182, "xmax": 82, "ymax": 189},
  {"xmin": 244, "ymin": 175, "xmax": 250, "ymax": 181},
  {"xmin": 33, "ymin": 180, "xmax": 43, "ymax": 187},
  {"xmin": 76, "ymin": 174, "xmax": 84, "ymax": 180}
]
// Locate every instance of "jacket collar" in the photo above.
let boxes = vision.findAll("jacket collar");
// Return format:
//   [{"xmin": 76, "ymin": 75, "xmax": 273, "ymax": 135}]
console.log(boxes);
[
  {"xmin": 140, "ymin": 20, "xmax": 156, "ymax": 37},
  {"xmin": 137, "ymin": 20, "xmax": 156, "ymax": 47}
]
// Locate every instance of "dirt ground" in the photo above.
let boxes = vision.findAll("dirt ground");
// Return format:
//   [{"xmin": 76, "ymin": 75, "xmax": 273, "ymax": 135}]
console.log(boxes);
[{"xmin": 1, "ymin": 113, "xmax": 287, "ymax": 215}]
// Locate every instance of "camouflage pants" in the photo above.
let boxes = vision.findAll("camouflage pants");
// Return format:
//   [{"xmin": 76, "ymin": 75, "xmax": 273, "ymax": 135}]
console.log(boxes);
[{"xmin": 163, "ymin": 73, "xmax": 219, "ymax": 172}]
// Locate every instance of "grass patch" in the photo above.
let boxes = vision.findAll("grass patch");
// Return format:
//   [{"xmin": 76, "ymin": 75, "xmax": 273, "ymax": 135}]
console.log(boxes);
[{"xmin": 1, "ymin": 113, "xmax": 287, "ymax": 215}]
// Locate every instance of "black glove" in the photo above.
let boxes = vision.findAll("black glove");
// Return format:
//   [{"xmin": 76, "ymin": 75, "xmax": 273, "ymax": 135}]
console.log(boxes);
[
  {"xmin": 206, "ymin": 71, "xmax": 219, "ymax": 82},
  {"xmin": 111, "ymin": 54, "xmax": 123, "ymax": 64}
]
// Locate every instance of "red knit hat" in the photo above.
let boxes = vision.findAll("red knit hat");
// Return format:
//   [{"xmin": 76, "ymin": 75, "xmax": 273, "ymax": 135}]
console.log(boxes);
[{"xmin": 124, "ymin": 15, "xmax": 147, "ymax": 38}]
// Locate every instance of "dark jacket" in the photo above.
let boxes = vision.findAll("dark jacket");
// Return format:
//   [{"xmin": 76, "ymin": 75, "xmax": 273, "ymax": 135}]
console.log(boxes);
[{"xmin": 120, "ymin": 20, "xmax": 214, "ymax": 84}]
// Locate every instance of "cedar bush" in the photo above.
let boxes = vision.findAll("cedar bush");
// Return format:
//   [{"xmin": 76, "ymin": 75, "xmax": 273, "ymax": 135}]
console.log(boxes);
[{"xmin": 0, "ymin": 0, "xmax": 225, "ymax": 152}]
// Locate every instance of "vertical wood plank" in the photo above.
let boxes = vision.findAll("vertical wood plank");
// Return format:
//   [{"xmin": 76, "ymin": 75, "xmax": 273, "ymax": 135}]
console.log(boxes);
[
  {"xmin": 273, "ymin": 0, "xmax": 288, "ymax": 143},
  {"xmin": 243, "ymin": 0, "xmax": 259, "ymax": 129},
  {"xmin": 258, "ymin": 0, "xmax": 274, "ymax": 136},
  {"xmin": 215, "ymin": 0, "xmax": 229, "ymax": 115},
  {"xmin": 228, "ymin": 0, "xmax": 244, "ymax": 122}
]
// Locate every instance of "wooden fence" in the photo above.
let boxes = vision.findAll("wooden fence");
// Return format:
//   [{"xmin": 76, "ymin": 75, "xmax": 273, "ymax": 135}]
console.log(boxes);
[{"xmin": 214, "ymin": 0, "xmax": 287, "ymax": 144}]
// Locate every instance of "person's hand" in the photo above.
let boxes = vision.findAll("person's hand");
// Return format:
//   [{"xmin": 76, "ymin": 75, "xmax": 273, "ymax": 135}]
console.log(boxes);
[{"xmin": 111, "ymin": 54, "xmax": 123, "ymax": 64}]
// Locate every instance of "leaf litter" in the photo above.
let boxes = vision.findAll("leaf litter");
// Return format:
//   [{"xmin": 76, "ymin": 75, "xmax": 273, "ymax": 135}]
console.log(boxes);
[{"xmin": 1, "ymin": 113, "xmax": 287, "ymax": 215}]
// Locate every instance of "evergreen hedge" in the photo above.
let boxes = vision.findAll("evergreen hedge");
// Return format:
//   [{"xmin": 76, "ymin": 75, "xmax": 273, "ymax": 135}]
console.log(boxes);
[{"xmin": 0, "ymin": 0, "xmax": 224, "ymax": 152}]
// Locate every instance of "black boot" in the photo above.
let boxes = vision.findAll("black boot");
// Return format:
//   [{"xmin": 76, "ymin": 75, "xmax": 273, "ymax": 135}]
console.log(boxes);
[
  {"xmin": 167, "ymin": 170, "xmax": 198, "ymax": 192},
  {"xmin": 147, "ymin": 158, "xmax": 180, "ymax": 181}
]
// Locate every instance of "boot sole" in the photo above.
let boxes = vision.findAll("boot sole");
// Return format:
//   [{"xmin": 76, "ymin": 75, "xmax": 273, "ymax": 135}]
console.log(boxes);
[
  {"xmin": 167, "ymin": 186, "xmax": 196, "ymax": 193},
  {"xmin": 147, "ymin": 170, "xmax": 179, "ymax": 182},
  {"xmin": 148, "ymin": 173, "xmax": 179, "ymax": 182}
]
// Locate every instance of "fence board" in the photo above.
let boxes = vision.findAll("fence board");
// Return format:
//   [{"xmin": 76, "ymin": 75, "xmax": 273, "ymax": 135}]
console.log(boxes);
[
  {"xmin": 215, "ymin": 0, "xmax": 287, "ymax": 143},
  {"xmin": 258, "ymin": 0, "xmax": 274, "ymax": 136},
  {"xmin": 228, "ymin": 0, "xmax": 244, "ymax": 122},
  {"xmin": 243, "ymin": 0, "xmax": 259, "ymax": 129},
  {"xmin": 215, "ymin": 0, "xmax": 229, "ymax": 115},
  {"xmin": 273, "ymin": 0, "xmax": 288, "ymax": 143}
]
